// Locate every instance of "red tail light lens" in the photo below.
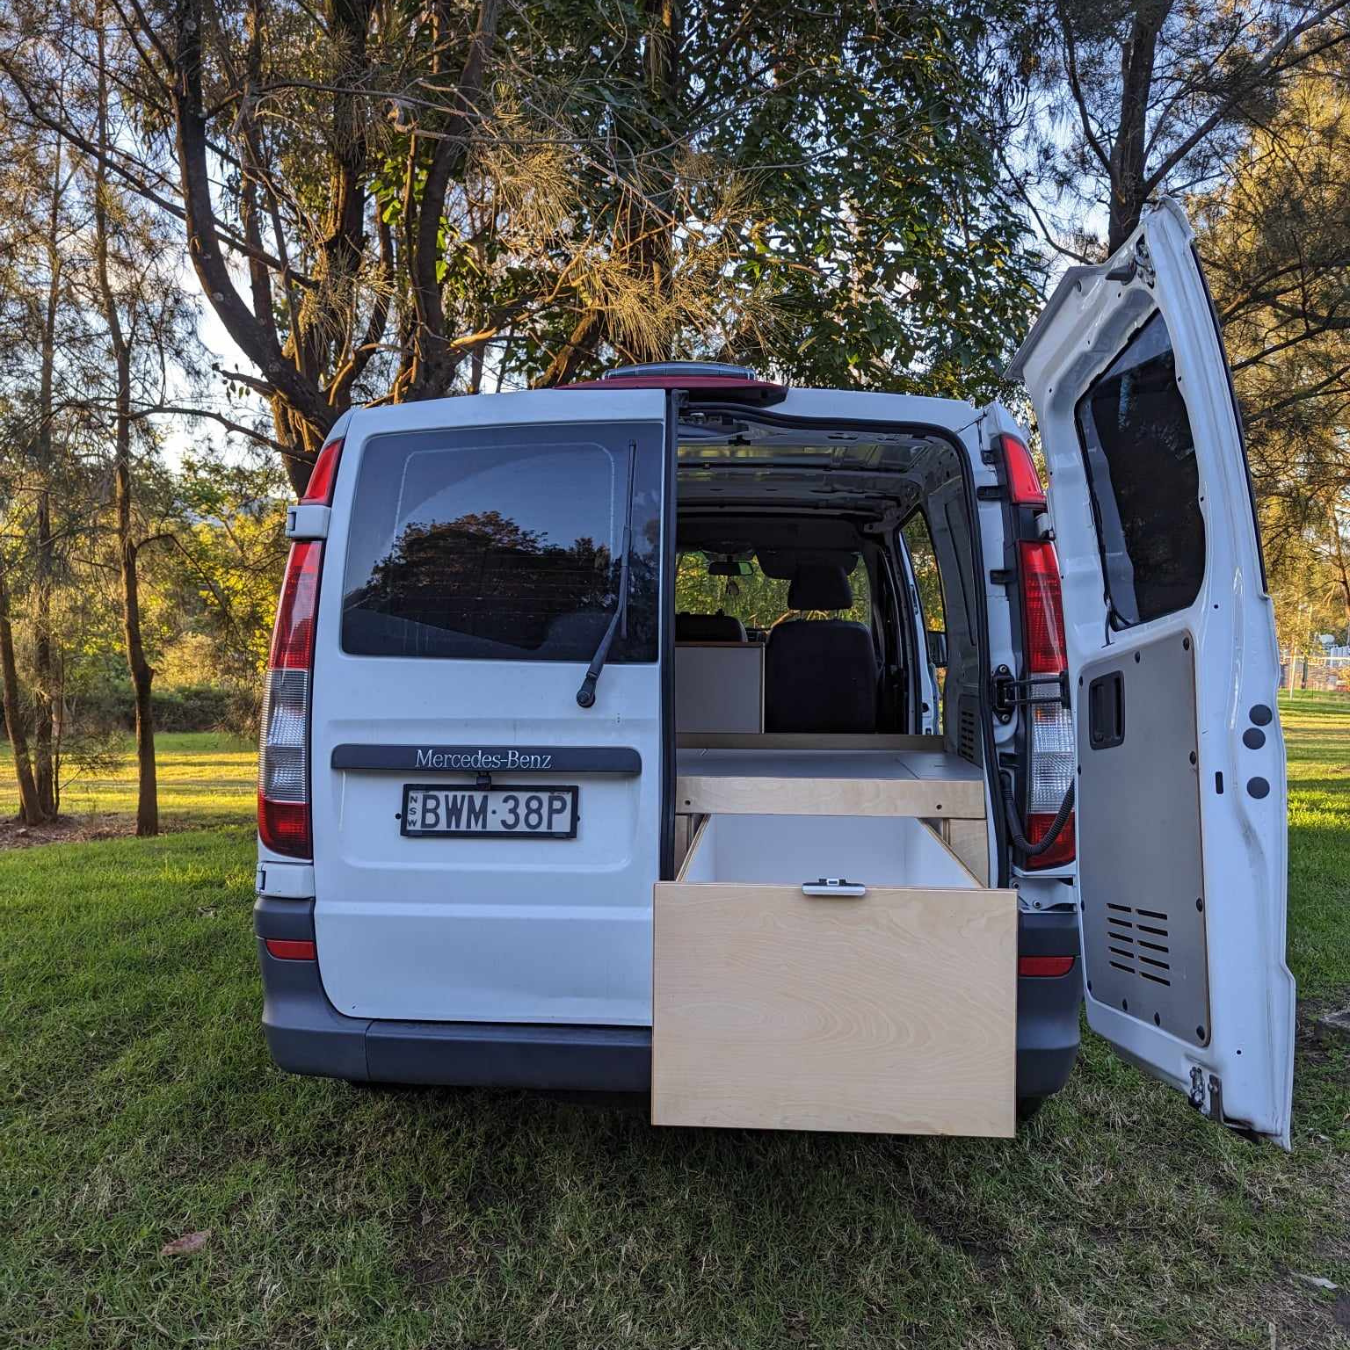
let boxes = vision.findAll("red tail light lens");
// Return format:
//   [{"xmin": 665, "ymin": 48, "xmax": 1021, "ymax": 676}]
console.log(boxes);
[
  {"xmin": 265, "ymin": 938, "xmax": 317, "ymax": 961},
  {"xmin": 269, "ymin": 542, "xmax": 322, "ymax": 670},
  {"xmin": 301, "ymin": 439, "xmax": 343, "ymax": 506},
  {"xmin": 1018, "ymin": 954, "xmax": 1075, "ymax": 978},
  {"xmin": 1001, "ymin": 433, "xmax": 1046, "ymax": 506},
  {"xmin": 1017, "ymin": 538, "xmax": 1075, "ymax": 869},
  {"xmin": 259, "ymin": 542, "xmax": 321, "ymax": 858},
  {"xmin": 1018, "ymin": 541, "xmax": 1066, "ymax": 675},
  {"xmin": 1025, "ymin": 809, "xmax": 1076, "ymax": 868}
]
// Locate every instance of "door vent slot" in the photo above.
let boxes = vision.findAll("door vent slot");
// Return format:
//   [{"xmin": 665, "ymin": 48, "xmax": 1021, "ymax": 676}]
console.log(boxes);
[
  {"xmin": 1102, "ymin": 903, "xmax": 1172, "ymax": 985},
  {"xmin": 957, "ymin": 698, "xmax": 978, "ymax": 763}
]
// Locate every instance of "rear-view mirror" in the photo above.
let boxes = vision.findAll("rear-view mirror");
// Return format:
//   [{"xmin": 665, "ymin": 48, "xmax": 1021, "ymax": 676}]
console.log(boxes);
[{"xmin": 926, "ymin": 629, "xmax": 948, "ymax": 669}]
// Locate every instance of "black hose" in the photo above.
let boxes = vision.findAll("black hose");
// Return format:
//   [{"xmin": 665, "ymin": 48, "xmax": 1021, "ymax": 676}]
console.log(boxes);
[{"xmin": 1000, "ymin": 771, "xmax": 1075, "ymax": 858}]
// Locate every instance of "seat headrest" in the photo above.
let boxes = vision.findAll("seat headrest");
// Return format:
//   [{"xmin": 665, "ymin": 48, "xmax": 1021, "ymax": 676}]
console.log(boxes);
[{"xmin": 788, "ymin": 564, "xmax": 853, "ymax": 611}]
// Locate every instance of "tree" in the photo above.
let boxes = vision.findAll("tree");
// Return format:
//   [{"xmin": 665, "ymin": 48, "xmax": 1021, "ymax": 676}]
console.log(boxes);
[
  {"xmin": 1007, "ymin": 0, "xmax": 1350, "ymax": 255},
  {"xmin": 1, "ymin": 0, "xmax": 1042, "ymax": 494},
  {"xmin": 86, "ymin": 13, "xmax": 205, "ymax": 835},
  {"xmin": 0, "ymin": 110, "xmax": 91, "ymax": 824},
  {"xmin": 1197, "ymin": 67, "xmax": 1350, "ymax": 632}
]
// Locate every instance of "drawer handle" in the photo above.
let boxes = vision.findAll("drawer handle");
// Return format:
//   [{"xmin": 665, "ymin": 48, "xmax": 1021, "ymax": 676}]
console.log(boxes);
[{"xmin": 801, "ymin": 878, "xmax": 867, "ymax": 898}]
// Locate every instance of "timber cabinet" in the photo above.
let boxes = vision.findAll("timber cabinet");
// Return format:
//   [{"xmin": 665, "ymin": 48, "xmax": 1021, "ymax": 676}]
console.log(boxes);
[{"xmin": 652, "ymin": 742, "xmax": 1015, "ymax": 1137}]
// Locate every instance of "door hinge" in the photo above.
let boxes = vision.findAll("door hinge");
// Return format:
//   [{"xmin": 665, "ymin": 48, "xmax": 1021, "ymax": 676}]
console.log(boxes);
[
  {"xmin": 1189, "ymin": 1066, "xmax": 1206, "ymax": 1110},
  {"xmin": 990, "ymin": 664, "xmax": 1070, "ymax": 723},
  {"xmin": 1206, "ymin": 1073, "xmax": 1225, "ymax": 1124}
]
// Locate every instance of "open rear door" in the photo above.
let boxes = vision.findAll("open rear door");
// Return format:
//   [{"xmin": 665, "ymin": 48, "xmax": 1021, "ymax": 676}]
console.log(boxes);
[{"xmin": 1009, "ymin": 200, "xmax": 1295, "ymax": 1145}]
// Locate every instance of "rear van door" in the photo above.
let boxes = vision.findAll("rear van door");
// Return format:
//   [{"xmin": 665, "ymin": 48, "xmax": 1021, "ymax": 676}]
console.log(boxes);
[
  {"xmin": 1010, "ymin": 200, "xmax": 1295, "ymax": 1144},
  {"xmin": 311, "ymin": 390, "xmax": 670, "ymax": 1026}
]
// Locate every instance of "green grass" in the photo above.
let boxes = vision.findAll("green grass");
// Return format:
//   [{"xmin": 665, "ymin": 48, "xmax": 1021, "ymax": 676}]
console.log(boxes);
[
  {"xmin": 0, "ymin": 731, "xmax": 256, "ymax": 831},
  {"xmin": 1, "ymin": 696, "xmax": 1347, "ymax": 1348}
]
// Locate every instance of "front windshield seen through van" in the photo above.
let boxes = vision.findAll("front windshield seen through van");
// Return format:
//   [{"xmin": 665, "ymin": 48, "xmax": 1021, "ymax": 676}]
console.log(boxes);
[
  {"xmin": 675, "ymin": 552, "xmax": 870, "ymax": 632},
  {"xmin": 341, "ymin": 422, "xmax": 662, "ymax": 662}
]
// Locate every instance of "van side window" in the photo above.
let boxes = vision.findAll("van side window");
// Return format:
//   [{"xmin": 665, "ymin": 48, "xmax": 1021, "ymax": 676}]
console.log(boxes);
[
  {"xmin": 341, "ymin": 422, "xmax": 661, "ymax": 662},
  {"xmin": 901, "ymin": 513, "xmax": 945, "ymax": 638},
  {"xmin": 1074, "ymin": 311, "xmax": 1205, "ymax": 627}
]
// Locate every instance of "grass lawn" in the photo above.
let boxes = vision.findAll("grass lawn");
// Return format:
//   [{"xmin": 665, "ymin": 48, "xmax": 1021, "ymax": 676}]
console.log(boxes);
[
  {"xmin": 0, "ymin": 695, "xmax": 1347, "ymax": 1348},
  {"xmin": 0, "ymin": 731, "xmax": 256, "ymax": 834}
]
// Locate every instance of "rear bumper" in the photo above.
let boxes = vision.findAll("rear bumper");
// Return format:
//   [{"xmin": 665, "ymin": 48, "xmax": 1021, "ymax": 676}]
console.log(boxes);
[
  {"xmin": 256, "ymin": 898, "xmax": 1080, "ymax": 1098},
  {"xmin": 1015, "ymin": 908, "xmax": 1082, "ymax": 1100}
]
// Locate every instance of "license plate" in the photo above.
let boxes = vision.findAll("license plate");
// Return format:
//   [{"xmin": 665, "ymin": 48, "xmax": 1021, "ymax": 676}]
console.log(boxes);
[{"xmin": 400, "ymin": 784, "xmax": 579, "ymax": 839}]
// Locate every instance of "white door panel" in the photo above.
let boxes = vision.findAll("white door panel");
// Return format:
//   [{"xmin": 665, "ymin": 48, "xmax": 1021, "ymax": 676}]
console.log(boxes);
[
  {"xmin": 311, "ymin": 390, "xmax": 669, "ymax": 1025},
  {"xmin": 1010, "ymin": 200, "xmax": 1295, "ymax": 1145}
]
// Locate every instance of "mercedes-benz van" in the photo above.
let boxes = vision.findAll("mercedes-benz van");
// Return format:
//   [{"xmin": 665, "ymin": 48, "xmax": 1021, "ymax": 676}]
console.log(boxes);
[{"xmin": 254, "ymin": 200, "xmax": 1295, "ymax": 1143}]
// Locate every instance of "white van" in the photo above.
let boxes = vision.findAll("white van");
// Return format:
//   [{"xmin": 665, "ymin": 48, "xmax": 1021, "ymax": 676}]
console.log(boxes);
[{"xmin": 254, "ymin": 201, "xmax": 1295, "ymax": 1143}]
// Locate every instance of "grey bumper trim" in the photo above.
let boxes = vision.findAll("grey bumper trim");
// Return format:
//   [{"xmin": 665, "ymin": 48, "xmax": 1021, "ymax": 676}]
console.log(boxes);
[{"xmin": 255, "ymin": 900, "xmax": 1080, "ymax": 1099}]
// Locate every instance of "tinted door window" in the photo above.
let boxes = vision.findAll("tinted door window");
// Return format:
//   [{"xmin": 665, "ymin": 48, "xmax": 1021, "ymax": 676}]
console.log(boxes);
[
  {"xmin": 1074, "ymin": 311, "xmax": 1205, "ymax": 627},
  {"xmin": 341, "ymin": 422, "xmax": 662, "ymax": 661}
]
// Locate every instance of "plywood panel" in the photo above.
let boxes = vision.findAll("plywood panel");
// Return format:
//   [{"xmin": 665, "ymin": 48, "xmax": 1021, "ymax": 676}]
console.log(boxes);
[
  {"xmin": 653, "ymin": 880, "xmax": 1017, "ymax": 1136},
  {"xmin": 676, "ymin": 773, "xmax": 984, "ymax": 820},
  {"xmin": 941, "ymin": 818, "xmax": 990, "ymax": 886},
  {"xmin": 677, "ymin": 732, "xmax": 945, "ymax": 752}
]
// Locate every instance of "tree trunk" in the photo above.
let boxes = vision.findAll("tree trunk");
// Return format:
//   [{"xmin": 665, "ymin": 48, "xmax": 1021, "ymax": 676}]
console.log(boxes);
[
  {"xmin": 32, "ymin": 134, "xmax": 64, "ymax": 822},
  {"xmin": 95, "ymin": 18, "xmax": 158, "ymax": 835},
  {"xmin": 0, "ymin": 562, "xmax": 42, "ymax": 825},
  {"xmin": 1106, "ymin": 0, "xmax": 1171, "ymax": 253},
  {"xmin": 1330, "ymin": 509, "xmax": 1350, "ymax": 630}
]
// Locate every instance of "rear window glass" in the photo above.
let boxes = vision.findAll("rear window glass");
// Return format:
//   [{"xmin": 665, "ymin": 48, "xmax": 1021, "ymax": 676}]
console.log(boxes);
[
  {"xmin": 341, "ymin": 422, "xmax": 662, "ymax": 661},
  {"xmin": 1074, "ymin": 311, "xmax": 1205, "ymax": 627}
]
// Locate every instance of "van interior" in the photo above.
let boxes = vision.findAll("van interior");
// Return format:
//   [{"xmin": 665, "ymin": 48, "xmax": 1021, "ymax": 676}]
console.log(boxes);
[{"xmin": 667, "ymin": 407, "xmax": 992, "ymax": 889}]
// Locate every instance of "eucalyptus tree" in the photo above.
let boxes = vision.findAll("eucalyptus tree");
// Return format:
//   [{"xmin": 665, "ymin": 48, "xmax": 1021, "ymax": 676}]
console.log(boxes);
[
  {"xmin": 1004, "ymin": 0, "xmax": 1350, "ymax": 256},
  {"xmin": 2, "ymin": 0, "xmax": 1041, "ymax": 494}
]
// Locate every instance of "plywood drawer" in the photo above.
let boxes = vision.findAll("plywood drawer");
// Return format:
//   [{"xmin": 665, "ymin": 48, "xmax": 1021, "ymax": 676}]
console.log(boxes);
[{"xmin": 652, "ymin": 813, "xmax": 1016, "ymax": 1136}]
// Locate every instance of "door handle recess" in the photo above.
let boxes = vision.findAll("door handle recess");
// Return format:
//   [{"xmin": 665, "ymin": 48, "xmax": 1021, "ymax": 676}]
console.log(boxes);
[{"xmin": 1088, "ymin": 671, "xmax": 1125, "ymax": 749}]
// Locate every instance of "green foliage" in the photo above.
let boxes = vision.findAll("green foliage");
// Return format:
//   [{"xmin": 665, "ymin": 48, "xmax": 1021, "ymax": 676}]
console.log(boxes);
[
  {"xmin": 902, "ymin": 514, "xmax": 947, "ymax": 634},
  {"xmin": 515, "ymin": 0, "xmax": 1042, "ymax": 400},
  {"xmin": 70, "ymin": 677, "xmax": 255, "ymax": 736}
]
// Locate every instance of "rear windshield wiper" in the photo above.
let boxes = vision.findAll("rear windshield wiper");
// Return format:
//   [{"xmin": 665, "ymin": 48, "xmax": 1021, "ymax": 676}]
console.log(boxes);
[{"xmin": 576, "ymin": 442, "xmax": 636, "ymax": 708}]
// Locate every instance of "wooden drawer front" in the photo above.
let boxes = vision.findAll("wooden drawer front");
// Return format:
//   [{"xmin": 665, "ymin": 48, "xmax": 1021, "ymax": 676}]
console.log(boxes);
[{"xmin": 652, "ymin": 880, "xmax": 1017, "ymax": 1136}]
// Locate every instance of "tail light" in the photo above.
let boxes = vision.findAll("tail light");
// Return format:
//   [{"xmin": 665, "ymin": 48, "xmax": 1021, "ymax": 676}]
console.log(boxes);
[
  {"xmin": 258, "ymin": 541, "xmax": 322, "ymax": 857},
  {"xmin": 301, "ymin": 438, "xmax": 343, "ymax": 505},
  {"xmin": 1017, "ymin": 540, "xmax": 1076, "ymax": 870},
  {"xmin": 1000, "ymin": 434, "xmax": 1045, "ymax": 506}
]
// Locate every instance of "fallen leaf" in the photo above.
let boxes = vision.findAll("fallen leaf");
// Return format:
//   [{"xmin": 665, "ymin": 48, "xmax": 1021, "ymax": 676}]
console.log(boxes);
[
  {"xmin": 1292, "ymin": 1272, "xmax": 1338, "ymax": 1292},
  {"xmin": 160, "ymin": 1230, "xmax": 211, "ymax": 1256}
]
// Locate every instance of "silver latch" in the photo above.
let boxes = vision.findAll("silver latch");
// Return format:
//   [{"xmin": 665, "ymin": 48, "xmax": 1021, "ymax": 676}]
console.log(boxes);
[
  {"xmin": 801, "ymin": 878, "xmax": 867, "ymax": 898},
  {"xmin": 256, "ymin": 862, "xmax": 316, "ymax": 899},
  {"xmin": 286, "ymin": 503, "xmax": 330, "ymax": 540}
]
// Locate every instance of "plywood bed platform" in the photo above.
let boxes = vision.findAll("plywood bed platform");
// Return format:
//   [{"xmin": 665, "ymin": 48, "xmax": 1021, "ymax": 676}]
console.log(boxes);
[
  {"xmin": 675, "ymin": 744, "xmax": 986, "ymax": 820},
  {"xmin": 672, "ymin": 735, "xmax": 990, "ymax": 884}
]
